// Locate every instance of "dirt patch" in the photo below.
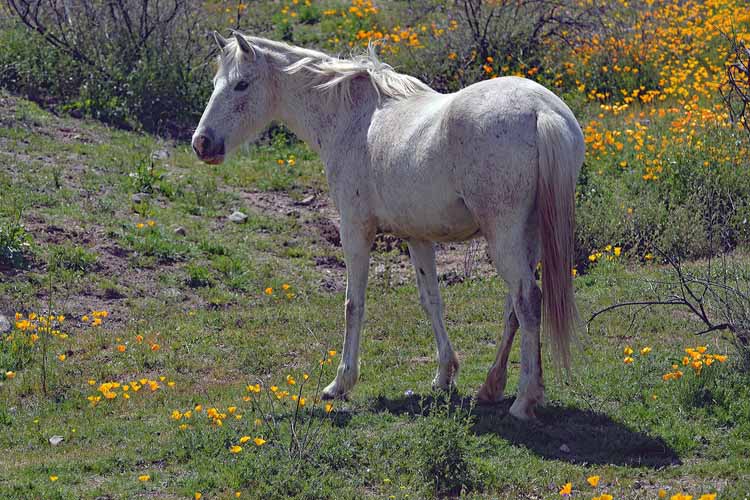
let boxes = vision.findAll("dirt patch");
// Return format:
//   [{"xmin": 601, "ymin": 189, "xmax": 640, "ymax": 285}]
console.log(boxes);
[{"xmin": 236, "ymin": 188, "xmax": 497, "ymax": 287}]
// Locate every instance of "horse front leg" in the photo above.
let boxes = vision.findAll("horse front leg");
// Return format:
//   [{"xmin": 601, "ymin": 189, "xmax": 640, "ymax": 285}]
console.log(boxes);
[
  {"xmin": 407, "ymin": 239, "xmax": 459, "ymax": 390},
  {"xmin": 322, "ymin": 220, "xmax": 374, "ymax": 399}
]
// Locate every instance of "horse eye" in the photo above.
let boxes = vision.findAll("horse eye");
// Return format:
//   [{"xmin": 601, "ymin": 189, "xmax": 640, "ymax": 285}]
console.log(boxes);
[{"xmin": 234, "ymin": 81, "xmax": 249, "ymax": 91}]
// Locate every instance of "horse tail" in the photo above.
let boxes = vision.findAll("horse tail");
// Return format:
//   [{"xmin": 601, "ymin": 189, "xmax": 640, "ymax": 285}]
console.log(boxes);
[{"xmin": 536, "ymin": 112, "xmax": 582, "ymax": 371}]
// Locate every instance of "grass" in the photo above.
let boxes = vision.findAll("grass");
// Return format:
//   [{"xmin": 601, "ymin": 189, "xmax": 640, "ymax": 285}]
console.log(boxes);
[{"xmin": 0, "ymin": 92, "xmax": 748, "ymax": 500}]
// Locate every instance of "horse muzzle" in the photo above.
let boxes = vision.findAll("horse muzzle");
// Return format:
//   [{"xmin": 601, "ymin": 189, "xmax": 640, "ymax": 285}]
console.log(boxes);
[{"xmin": 192, "ymin": 128, "xmax": 226, "ymax": 165}]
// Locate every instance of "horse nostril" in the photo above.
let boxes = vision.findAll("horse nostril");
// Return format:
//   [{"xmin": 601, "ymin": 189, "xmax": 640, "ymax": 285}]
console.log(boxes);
[{"xmin": 197, "ymin": 135, "xmax": 212, "ymax": 155}]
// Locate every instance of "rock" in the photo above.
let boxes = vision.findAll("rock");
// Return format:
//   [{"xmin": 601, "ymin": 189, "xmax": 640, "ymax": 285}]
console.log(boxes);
[
  {"xmin": 163, "ymin": 288, "xmax": 182, "ymax": 299},
  {"xmin": 131, "ymin": 192, "xmax": 148, "ymax": 204},
  {"xmin": 151, "ymin": 149, "xmax": 170, "ymax": 161},
  {"xmin": 228, "ymin": 211, "xmax": 248, "ymax": 224},
  {"xmin": 49, "ymin": 435, "xmax": 64, "ymax": 446},
  {"xmin": 0, "ymin": 314, "xmax": 10, "ymax": 333},
  {"xmin": 559, "ymin": 443, "xmax": 570, "ymax": 454},
  {"xmin": 174, "ymin": 226, "xmax": 187, "ymax": 236},
  {"xmin": 297, "ymin": 194, "xmax": 316, "ymax": 206}
]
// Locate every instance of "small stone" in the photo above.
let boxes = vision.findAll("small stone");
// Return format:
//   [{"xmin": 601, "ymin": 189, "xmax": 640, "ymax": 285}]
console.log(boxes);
[
  {"xmin": 131, "ymin": 192, "xmax": 148, "ymax": 204},
  {"xmin": 151, "ymin": 149, "xmax": 170, "ymax": 161},
  {"xmin": 559, "ymin": 443, "xmax": 570, "ymax": 453},
  {"xmin": 228, "ymin": 211, "xmax": 248, "ymax": 224},
  {"xmin": 0, "ymin": 314, "xmax": 10, "ymax": 333},
  {"xmin": 404, "ymin": 389, "xmax": 414, "ymax": 397},
  {"xmin": 174, "ymin": 226, "xmax": 187, "ymax": 236},
  {"xmin": 297, "ymin": 194, "xmax": 315, "ymax": 206},
  {"xmin": 49, "ymin": 435, "xmax": 64, "ymax": 446}
]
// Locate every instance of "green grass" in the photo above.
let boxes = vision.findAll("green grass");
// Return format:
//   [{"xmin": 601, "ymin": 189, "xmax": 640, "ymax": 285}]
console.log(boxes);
[{"xmin": 0, "ymin": 93, "xmax": 748, "ymax": 500}]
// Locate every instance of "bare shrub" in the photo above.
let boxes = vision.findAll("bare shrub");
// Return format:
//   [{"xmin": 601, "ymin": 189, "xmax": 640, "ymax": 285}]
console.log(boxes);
[
  {"xmin": 720, "ymin": 29, "xmax": 750, "ymax": 139},
  {"xmin": 4, "ymin": 0, "xmax": 213, "ymax": 136}
]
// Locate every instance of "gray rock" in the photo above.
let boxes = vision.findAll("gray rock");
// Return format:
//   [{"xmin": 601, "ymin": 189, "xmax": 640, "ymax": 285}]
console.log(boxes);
[
  {"xmin": 151, "ymin": 149, "xmax": 170, "ymax": 161},
  {"xmin": 131, "ymin": 192, "xmax": 148, "ymax": 204},
  {"xmin": 297, "ymin": 194, "xmax": 316, "ymax": 206},
  {"xmin": 559, "ymin": 443, "xmax": 570, "ymax": 453},
  {"xmin": 0, "ymin": 314, "xmax": 10, "ymax": 333},
  {"xmin": 228, "ymin": 211, "xmax": 248, "ymax": 224},
  {"xmin": 174, "ymin": 226, "xmax": 187, "ymax": 236}
]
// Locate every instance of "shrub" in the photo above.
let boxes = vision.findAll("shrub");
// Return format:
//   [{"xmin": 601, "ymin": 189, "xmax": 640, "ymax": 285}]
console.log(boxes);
[
  {"xmin": 50, "ymin": 244, "xmax": 98, "ymax": 273},
  {"xmin": 1, "ymin": 1, "xmax": 213, "ymax": 137},
  {"xmin": 407, "ymin": 399, "xmax": 480, "ymax": 497},
  {"xmin": 0, "ymin": 210, "xmax": 32, "ymax": 268}
]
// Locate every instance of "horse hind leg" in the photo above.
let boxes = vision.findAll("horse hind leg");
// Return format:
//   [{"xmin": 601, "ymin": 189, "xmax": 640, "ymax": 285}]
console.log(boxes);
[
  {"xmin": 408, "ymin": 239, "xmax": 459, "ymax": 390},
  {"xmin": 508, "ymin": 277, "xmax": 545, "ymax": 420},
  {"xmin": 483, "ymin": 228, "xmax": 545, "ymax": 420},
  {"xmin": 477, "ymin": 293, "xmax": 519, "ymax": 404}
]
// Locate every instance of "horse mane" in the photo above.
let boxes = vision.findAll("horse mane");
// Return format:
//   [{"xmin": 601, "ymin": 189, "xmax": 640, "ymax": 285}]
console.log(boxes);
[{"xmin": 228, "ymin": 35, "xmax": 436, "ymax": 102}]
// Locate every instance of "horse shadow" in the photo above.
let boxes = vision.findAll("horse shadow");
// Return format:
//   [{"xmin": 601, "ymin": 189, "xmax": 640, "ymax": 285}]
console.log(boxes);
[{"xmin": 364, "ymin": 392, "xmax": 681, "ymax": 468}]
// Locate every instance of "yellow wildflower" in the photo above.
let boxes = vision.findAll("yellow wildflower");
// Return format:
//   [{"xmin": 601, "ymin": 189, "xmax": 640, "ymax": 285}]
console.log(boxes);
[
  {"xmin": 138, "ymin": 474, "xmax": 150, "ymax": 481},
  {"xmin": 253, "ymin": 437, "xmax": 266, "ymax": 446},
  {"xmin": 230, "ymin": 445, "xmax": 242, "ymax": 453},
  {"xmin": 559, "ymin": 482, "xmax": 572, "ymax": 495},
  {"xmin": 587, "ymin": 475, "xmax": 600, "ymax": 487}
]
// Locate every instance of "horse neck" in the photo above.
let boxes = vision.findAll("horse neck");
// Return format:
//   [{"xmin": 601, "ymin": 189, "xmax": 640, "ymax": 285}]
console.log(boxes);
[{"xmin": 271, "ymin": 64, "xmax": 375, "ymax": 156}]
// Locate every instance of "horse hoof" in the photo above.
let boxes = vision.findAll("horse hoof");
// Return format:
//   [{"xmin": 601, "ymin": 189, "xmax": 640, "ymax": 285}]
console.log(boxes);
[
  {"xmin": 322, "ymin": 382, "xmax": 350, "ymax": 400},
  {"xmin": 476, "ymin": 384, "xmax": 503, "ymax": 405},
  {"xmin": 431, "ymin": 377, "xmax": 456, "ymax": 392},
  {"xmin": 509, "ymin": 399, "xmax": 538, "ymax": 421}
]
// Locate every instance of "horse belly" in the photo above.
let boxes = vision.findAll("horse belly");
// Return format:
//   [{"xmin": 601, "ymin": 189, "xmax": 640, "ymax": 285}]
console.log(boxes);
[{"xmin": 372, "ymin": 169, "xmax": 479, "ymax": 242}]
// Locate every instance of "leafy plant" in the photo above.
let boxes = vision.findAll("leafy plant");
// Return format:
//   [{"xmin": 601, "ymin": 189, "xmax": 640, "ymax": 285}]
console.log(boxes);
[
  {"xmin": 0, "ymin": 211, "xmax": 31, "ymax": 268},
  {"xmin": 408, "ymin": 397, "xmax": 480, "ymax": 497}
]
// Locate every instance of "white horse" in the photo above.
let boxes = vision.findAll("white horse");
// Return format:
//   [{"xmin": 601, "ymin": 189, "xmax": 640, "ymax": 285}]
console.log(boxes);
[{"xmin": 193, "ymin": 32, "xmax": 584, "ymax": 420}]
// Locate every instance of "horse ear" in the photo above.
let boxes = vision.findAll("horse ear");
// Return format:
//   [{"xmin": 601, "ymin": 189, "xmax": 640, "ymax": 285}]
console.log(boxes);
[
  {"xmin": 213, "ymin": 31, "xmax": 228, "ymax": 49},
  {"xmin": 233, "ymin": 32, "xmax": 255, "ymax": 57}
]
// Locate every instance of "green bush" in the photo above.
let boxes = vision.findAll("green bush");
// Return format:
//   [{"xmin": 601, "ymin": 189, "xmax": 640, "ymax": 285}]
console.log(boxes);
[
  {"xmin": 407, "ymin": 400, "xmax": 480, "ymax": 497},
  {"xmin": 0, "ymin": 211, "xmax": 32, "ymax": 268},
  {"xmin": 0, "ymin": 4, "xmax": 212, "ymax": 138},
  {"xmin": 50, "ymin": 244, "xmax": 98, "ymax": 273}
]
